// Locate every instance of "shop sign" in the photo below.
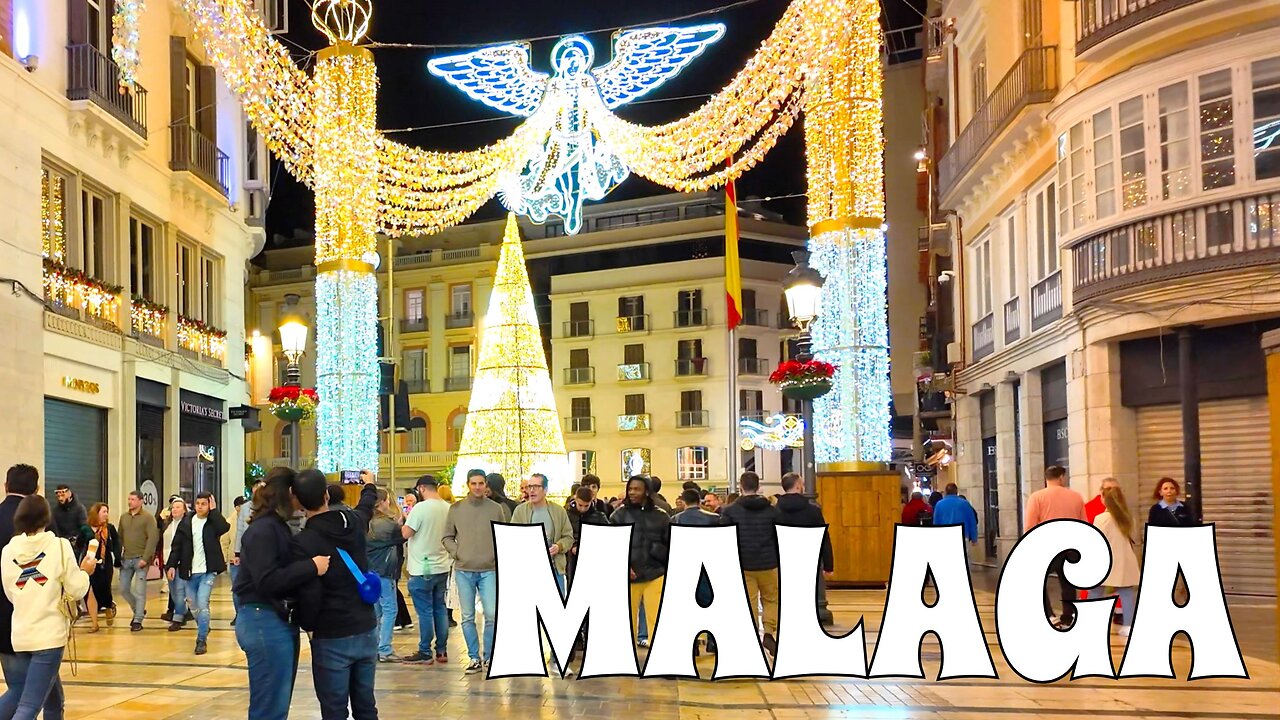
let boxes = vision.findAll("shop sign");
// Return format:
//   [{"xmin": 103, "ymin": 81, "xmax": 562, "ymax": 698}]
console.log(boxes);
[
  {"xmin": 62, "ymin": 376, "xmax": 100, "ymax": 394},
  {"xmin": 181, "ymin": 401, "xmax": 226, "ymax": 421}
]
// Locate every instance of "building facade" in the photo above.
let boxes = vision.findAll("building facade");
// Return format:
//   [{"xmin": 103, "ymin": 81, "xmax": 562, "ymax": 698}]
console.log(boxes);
[
  {"xmin": 0, "ymin": 0, "xmax": 266, "ymax": 511},
  {"xmin": 922, "ymin": 0, "xmax": 1278, "ymax": 596}
]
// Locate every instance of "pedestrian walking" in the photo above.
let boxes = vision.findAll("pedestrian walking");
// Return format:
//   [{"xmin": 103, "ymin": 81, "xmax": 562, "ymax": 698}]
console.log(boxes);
[
  {"xmin": 609, "ymin": 476, "xmax": 669, "ymax": 648},
  {"xmin": 51, "ymin": 485, "xmax": 87, "ymax": 552},
  {"xmin": 160, "ymin": 497, "xmax": 189, "ymax": 626},
  {"xmin": 401, "ymin": 475, "xmax": 452, "ymax": 665},
  {"xmin": 117, "ymin": 491, "xmax": 159, "ymax": 632},
  {"xmin": 367, "ymin": 488, "xmax": 405, "ymax": 662},
  {"xmin": 1024, "ymin": 466, "xmax": 1087, "ymax": 629},
  {"xmin": 932, "ymin": 484, "xmax": 979, "ymax": 544},
  {"xmin": 442, "ymin": 469, "xmax": 509, "ymax": 674},
  {"xmin": 1147, "ymin": 477, "xmax": 1196, "ymax": 527},
  {"xmin": 485, "ymin": 472, "xmax": 519, "ymax": 515},
  {"xmin": 165, "ymin": 492, "xmax": 230, "ymax": 654},
  {"xmin": 719, "ymin": 471, "xmax": 780, "ymax": 659},
  {"xmin": 1091, "ymin": 484, "xmax": 1140, "ymax": 636},
  {"xmin": 775, "ymin": 472, "xmax": 834, "ymax": 577},
  {"xmin": 77, "ymin": 503, "xmax": 120, "ymax": 632}
]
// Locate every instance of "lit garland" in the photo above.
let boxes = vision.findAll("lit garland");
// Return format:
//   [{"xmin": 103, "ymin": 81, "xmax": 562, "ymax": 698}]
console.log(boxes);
[
  {"xmin": 313, "ymin": 42, "xmax": 378, "ymax": 263},
  {"xmin": 131, "ymin": 296, "xmax": 168, "ymax": 337},
  {"xmin": 314, "ymin": 269, "xmax": 381, "ymax": 473},
  {"xmin": 43, "ymin": 258, "xmax": 122, "ymax": 325},
  {"xmin": 739, "ymin": 413, "xmax": 805, "ymax": 451},
  {"xmin": 112, "ymin": 0, "xmax": 145, "ymax": 90},
  {"xmin": 177, "ymin": 315, "xmax": 228, "ymax": 360},
  {"xmin": 41, "ymin": 169, "xmax": 66, "ymax": 263},
  {"xmin": 452, "ymin": 214, "xmax": 570, "ymax": 498}
]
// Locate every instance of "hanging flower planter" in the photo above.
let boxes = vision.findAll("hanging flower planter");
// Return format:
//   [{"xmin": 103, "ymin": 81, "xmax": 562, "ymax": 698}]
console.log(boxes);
[
  {"xmin": 769, "ymin": 359, "xmax": 837, "ymax": 401},
  {"xmin": 269, "ymin": 386, "xmax": 320, "ymax": 423}
]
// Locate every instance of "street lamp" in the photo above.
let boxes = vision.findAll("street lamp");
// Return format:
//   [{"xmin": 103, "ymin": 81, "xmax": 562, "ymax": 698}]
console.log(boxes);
[
  {"xmin": 278, "ymin": 296, "xmax": 309, "ymax": 465},
  {"xmin": 783, "ymin": 249, "xmax": 832, "ymax": 625}
]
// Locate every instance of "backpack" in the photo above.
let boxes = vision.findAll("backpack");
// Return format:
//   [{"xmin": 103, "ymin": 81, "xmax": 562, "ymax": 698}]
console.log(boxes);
[{"xmin": 335, "ymin": 548, "xmax": 381, "ymax": 605}]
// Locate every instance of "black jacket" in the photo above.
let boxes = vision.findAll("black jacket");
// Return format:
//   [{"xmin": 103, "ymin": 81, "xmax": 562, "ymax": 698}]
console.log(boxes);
[
  {"xmin": 567, "ymin": 505, "xmax": 609, "ymax": 546},
  {"xmin": 1147, "ymin": 502, "xmax": 1196, "ymax": 528},
  {"xmin": 233, "ymin": 512, "xmax": 319, "ymax": 622},
  {"xmin": 720, "ymin": 494, "xmax": 781, "ymax": 571},
  {"xmin": 0, "ymin": 495, "xmax": 20, "ymax": 655},
  {"xmin": 166, "ymin": 509, "xmax": 231, "ymax": 579},
  {"xmin": 366, "ymin": 515, "xmax": 403, "ymax": 579},
  {"xmin": 53, "ymin": 498, "xmax": 87, "ymax": 547},
  {"xmin": 609, "ymin": 497, "xmax": 670, "ymax": 583},
  {"xmin": 775, "ymin": 493, "xmax": 834, "ymax": 573},
  {"xmin": 292, "ymin": 484, "xmax": 377, "ymax": 639}
]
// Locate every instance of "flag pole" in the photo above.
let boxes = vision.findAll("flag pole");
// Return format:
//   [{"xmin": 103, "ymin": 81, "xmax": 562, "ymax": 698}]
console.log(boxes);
[
  {"xmin": 728, "ymin": 324, "xmax": 738, "ymax": 494},
  {"xmin": 724, "ymin": 161, "xmax": 742, "ymax": 495}
]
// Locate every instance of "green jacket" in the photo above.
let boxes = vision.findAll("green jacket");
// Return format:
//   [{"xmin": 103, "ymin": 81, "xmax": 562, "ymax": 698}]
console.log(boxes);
[{"xmin": 510, "ymin": 501, "xmax": 575, "ymax": 575}]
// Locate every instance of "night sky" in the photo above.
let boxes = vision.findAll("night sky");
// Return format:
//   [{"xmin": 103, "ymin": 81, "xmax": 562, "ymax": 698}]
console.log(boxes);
[{"xmin": 263, "ymin": 0, "xmax": 927, "ymax": 250}]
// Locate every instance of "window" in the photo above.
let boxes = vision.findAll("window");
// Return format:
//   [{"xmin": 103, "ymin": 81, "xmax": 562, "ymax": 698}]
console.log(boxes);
[
  {"xmin": 246, "ymin": 122, "xmax": 261, "ymax": 183},
  {"xmin": 1254, "ymin": 57, "xmax": 1280, "ymax": 180},
  {"xmin": 80, "ymin": 188, "xmax": 109, "ymax": 280},
  {"xmin": 129, "ymin": 217, "xmax": 157, "ymax": 302},
  {"xmin": 569, "ymin": 301, "xmax": 589, "ymax": 322},
  {"xmin": 200, "ymin": 255, "xmax": 219, "ymax": 325},
  {"xmin": 973, "ymin": 239, "xmax": 992, "ymax": 317},
  {"xmin": 450, "ymin": 346, "xmax": 471, "ymax": 378},
  {"xmin": 1092, "ymin": 108, "xmax": 1117, "ymax": 219},
  {"xmin": 678, "ymin": 339, "xmax": 703, "ymax": 359},
  {"xmin": 677, "ymin": 289, "xmax": 703, "ymax": 312},
  {"xmin": 571, "ymin": 450, "xmax": 597, "ymax": 480},
  {"xmin": 41, "ymin": 167, "xmax": 68, "ymax": 263},
  {"xmin": 85, "ymin": 0, "xmax": 108, "ymax": 50},
  {"xmin": 185, "ymin": 57, "xmax": 198, "ymax": 128},
  {"xmin": 741, "ymin": 288, "xmax": 757, "ymax": 317},
  {"xmin": 571, "ymin": 397, "xmax": 591, "ymax": 418},
  {"xmin": 176, "ymin": 242, "xmax": 194, "ymax": 318},
  {"xmin": 1005, "ymin": 213, "xmax": 1017, "ymax": 298},
  {"xmin": 1119, "ymin": 96, "xmax": 1147, "ymax": 209},
  {"xmin": 618, "ymin": 295, "xmax": 644, "ymax": 318},
  {"xmin": 405, "ymin": 290, "xmax": 424, "ymax": 322},
  {"xmin": 1057, "ymin": 122, "xmax": 1086, "ymax": 229},
  {"xmin": 1199, "ymin": 69, "xmax": 1235, "ymax": 190},
  {"xmin": 624, "ymin": 394, "xmax": 646, "ymax": 415},
  {"xmin": 1031, "ymin": 181, "xmax": 1058, "ymax": 280},
  {"xmin": 680, "ymin": 391, "xmax": 703, "ymax": 412},
  {"xmin": 676, "ymin": 447, "xmax": 709, "ymax": 482},
  {"xmin": 738, "ymin": 337, "xmax": 758, "ymax": 359},
  {"xmin": 740, "ymin": 389, "xmax": 764, "ymax": 414},
  {"xmin": 279, "ymin": 424, "xmax": 293, "ymax": 460},
  {"xmin": 450, "ymin": 284, "xmax": 472, "ymax": 318},
  {"xmin": 402, "ymin": 349, "xmax": 426, "ymax": 381},
  {"xmin": 1021, "ymin": 0, "xmax": 1042, "ymax": 48},
  {"xmin": 408, "ymin": 424, "xmax": 427, "ymax": 453},
  {"xmin": 621, "ymin": 448, "xmax": 651, "ymax": 478},
  {"xmin": 569, "ymin": 348, "xmax": 590, "ymax": 368},
  {"xmin": 1158, "ymin": 82, "xmax": 1192, "ymax": 200},
  {"xmin": 451, "ymin": 413, "xmax": 467, "ymax": 449},
  {"xmin": 970, "ymin": 44, "xmax": 987, "ymax": 117},
  {"xmin": 624, "ymin": 344, "xmax": 645, "ymax": 364}
]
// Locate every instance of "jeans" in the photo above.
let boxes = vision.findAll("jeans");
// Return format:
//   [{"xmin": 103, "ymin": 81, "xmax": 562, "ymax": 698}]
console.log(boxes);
[
  {"xmin": 229, "ymin": 563, "xmax": 241, "ymax": 612},
  {"xmin": 374, "ymin": 577, "xmax": 398, "ymax": 657},
  {"xmin": 637, "ymin": 600, "xmax": 648, "ymax": 643},
  {"xmin": 0, "ymin": 648, "xmax": 65, "ymax": 720},
  {"xmin": 169, "ymin": 577, "xmax": 189, "ymax": 621},
  {"xmin": 186, "ymin": 572, "xmax": 217, "ymax": 641},
  {"xmin": 311, "ymin": 630, "xmax": 378, "ymax": 720},
  {"xmin": 119, "ymin": 557, "xmax": 148, "ymax": 622},
  {"xmin": 235, "ymin": 605, "xmax": 300, "ymax": 720},
  {"xmin": 454, "ymin": 569, "xmax": 496, "ymax": 662},
  {"xmin": 1045, "ymin": 553, "xmax": 1079, "ymax": 624},
  {"xmin": 407, "ymin": 573, "xmax": 449, "ymax": 657},
  {"xmin": 1087, "ymin": 586, "xmax": 1137, "ymax": 628}
]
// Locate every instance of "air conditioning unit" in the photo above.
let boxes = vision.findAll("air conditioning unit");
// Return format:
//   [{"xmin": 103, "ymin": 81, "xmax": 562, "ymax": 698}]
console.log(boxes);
[
  {"xmin": 253, "ymin": 0, "xmax": 289, "ymax": 34},
  {"xmin": 946, "ymin": 341, "xmax": 962, "ymax": 365}
]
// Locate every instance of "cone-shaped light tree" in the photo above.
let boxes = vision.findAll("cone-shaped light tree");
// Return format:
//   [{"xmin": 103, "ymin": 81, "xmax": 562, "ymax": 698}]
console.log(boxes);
[{"xmin": 452, "ymin": 214, "xmax": 570, "ymax": 498}]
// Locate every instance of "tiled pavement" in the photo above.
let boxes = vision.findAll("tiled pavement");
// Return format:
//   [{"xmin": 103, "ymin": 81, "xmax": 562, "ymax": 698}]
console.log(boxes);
[{"xmin": 7, "ymin": 571, "xmax": 1277, "ymax": 719}]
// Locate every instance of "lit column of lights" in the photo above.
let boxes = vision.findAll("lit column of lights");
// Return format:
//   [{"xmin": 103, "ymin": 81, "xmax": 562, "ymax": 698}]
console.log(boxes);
[
  {"xmin": 41, "ymin": 169, "xmax": 65, "ymax": 263},
  {"xmin": 311, "ymin": 1, "xmax": 381, "ymax": 473},
  {"xmin": 803, "ymin": 0, "xmax": 891, "ymax": 466}
]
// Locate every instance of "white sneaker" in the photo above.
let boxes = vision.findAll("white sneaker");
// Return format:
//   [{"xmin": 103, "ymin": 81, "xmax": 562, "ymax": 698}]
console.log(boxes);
[{"xmin": 1117, "ymin": 626, "xmax": 1130, "ymax": 637}]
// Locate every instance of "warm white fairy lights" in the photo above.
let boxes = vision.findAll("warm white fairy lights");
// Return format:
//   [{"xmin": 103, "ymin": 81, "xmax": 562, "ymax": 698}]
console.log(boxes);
[
  {"xmin": 452, "ymin": 214, "xmax": 570, "ymax": 497},
  {"xmin": 314, "ymin": 270, "xmax": 381, "ymax": 473},
  {"xmin": 112, "ymin": 0, "xmax": 145, "ymax": 89}
]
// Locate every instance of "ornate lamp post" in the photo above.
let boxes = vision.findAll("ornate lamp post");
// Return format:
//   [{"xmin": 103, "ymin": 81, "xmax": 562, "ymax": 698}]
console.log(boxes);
[
  {"xmin": 278, "ymin": 301, "xmax": 309, "ymax": 465},
  {"xmin": 783, "ymin": 249, "xmax": 832, "ymax": 625}
]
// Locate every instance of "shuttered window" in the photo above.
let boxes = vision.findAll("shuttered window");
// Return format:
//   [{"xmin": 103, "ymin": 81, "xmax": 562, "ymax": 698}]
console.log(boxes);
[{"xmin": 44, "ymin": 398, "xmax": 106, "ymax": 505}]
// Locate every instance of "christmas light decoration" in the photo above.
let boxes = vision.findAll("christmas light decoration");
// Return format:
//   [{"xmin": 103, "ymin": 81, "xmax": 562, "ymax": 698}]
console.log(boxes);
[
  {"xmin": 428, "ymin": 25, "xmax": 724, "ymax": 234},
  {"xmin": 738, "ymin": 413, "xmax": 805, "ymax": 452},
  {"xmin": 112, "ymin": 0, "xmax": 145, "ymax": 90},
  {"xmin": 42, "ymin": 259, "xmax": 122, "ymax": 326},
  {"xmin": 41, "ymin": 169, "xmax": 66, "ymax": 263},
  {"xmin": 131, "ymin": 297, "xmax": 168, "ymax": 338},
  {"xmin": 314, "ymin": 270, "xmax": 380, "ymax": 473},
  {"xmin": 269, "ymin": 386, "xmax": 320, "ymax": 422},
  {"xmin": 177, "ymin": 315, "xmax": 228, "ymax": 360},
  {"xmin": 452, "ymin": 214, "xmax": 570, "ymax": 498}
]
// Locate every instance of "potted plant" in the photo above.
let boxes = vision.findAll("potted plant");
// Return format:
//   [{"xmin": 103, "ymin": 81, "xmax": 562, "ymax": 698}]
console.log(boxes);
[
  {"xmin": 269, "ymin": 386, "xmax": 320, "ymax": 422},
  {"xmin": 769, "ymin": 359, "xmax": 837, "ymax": 401}
]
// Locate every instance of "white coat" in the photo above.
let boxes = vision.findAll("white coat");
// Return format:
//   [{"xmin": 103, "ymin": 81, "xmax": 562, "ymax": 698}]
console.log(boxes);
[
  {"xmin": 2, "ymin": 531, "xmax": 90, "ymax": 652},
  {"xmin": 1093, "ymin": 511, "xmax": 1141, "ymax": 588}
]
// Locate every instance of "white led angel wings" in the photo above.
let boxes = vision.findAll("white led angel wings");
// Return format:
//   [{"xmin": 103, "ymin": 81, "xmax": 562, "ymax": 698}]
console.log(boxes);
[{"xmin": 427, "ymin": 24, "xmax": 725, "ymax": 234}]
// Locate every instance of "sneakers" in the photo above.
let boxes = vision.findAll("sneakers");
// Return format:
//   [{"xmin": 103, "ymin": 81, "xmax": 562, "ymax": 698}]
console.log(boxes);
[
  {"xmin": 130, "ymin": 621, "xmax": 143, "ymax": 632},
  {"xmin": 161, "ymin": 611, "xmax": 173, "ymax": 622},
  {"xmin": 194, "ymin": 640, "xmax": 207, "ymax": 655},
  {"xmin": 762, "ymin": 633, "xmax": 778, "ymax": 660},
  {"xmin": 1117, "ymin": 626, "xmax": 1131, "ymax": 637},
  {"xmin": 637, "ymin": 638, "xmax": 650, "ymax": 648},
  {"xmin": 378, "ymin": 653, "xmax": 404, "ymax": 663},
  {"xmin": 464, "ymin": 659, "xmax": 484, "ymax": 675},
  {"xmin": 435, "ymin": 653, "xmax": 448, "ymax": 664},
  {"xmin": 167, "ymin": 620, "xmax": 184, "ymax": 632},
  {"xmin": 402, "ymin": 651, "xmax": 434, "ymax": 665}
]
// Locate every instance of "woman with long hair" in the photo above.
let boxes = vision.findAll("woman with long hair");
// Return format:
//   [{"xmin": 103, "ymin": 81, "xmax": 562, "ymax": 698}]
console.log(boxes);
[
  {"xmin": 1148, "ymin": 477, "xmax": 1196, "ymax": 527},
  {"xmin": 161, "ymin": 497, "xmax": 190, "ymax": 626},
  {"xmin": 1091, "ymin": 484, "xmax": 1141, "ymax": 635},
  {"xmin": 233, "ymin": 467, "xmax": 331, "ymax": 720},
  {"xmin": 1, "ymin": 495, "xmax": 95, "ymax": 719},
  {"xmin": 368, "ymin": 488, "xmax": 405, "ymax": 661},
  {"xmin": 76, "ymin": 502, "xmax": 120, "ymax": 632}
]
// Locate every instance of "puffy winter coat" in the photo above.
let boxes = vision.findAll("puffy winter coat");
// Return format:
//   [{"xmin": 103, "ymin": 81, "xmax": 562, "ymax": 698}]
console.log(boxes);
[
  {"xmin": 775, "ymin": 493, "xmax": 833, "ymax": 573},
  {"xmin": 609, "ymin": 498, "xmax": 670, "ymax": 583},
  {"xmin": 719, "ymin": 494, "xmax": 781, "ymax": 571}
]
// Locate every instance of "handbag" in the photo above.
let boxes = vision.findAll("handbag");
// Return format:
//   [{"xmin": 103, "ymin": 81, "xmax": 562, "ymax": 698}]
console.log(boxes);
[
  {"xmin": 335, "ymin": 548, "xmax": 381, "ymax": 605},
  {"xmin": 56, "ymin": 540, "xmax": 81, "ymax": 676}
]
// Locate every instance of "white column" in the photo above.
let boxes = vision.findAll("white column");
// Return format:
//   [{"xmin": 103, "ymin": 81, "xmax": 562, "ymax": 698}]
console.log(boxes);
[
  {"xmin": 994, "ymin": 378, "xmax": 1019, "ymax": 563},
  {"xmin": 1018, "ymin": 370, "xmax": 1045, "ymax": 526},
  {"xmin": 1067, "ymin": 342, "xmax": 1136, "ymax": 501}
]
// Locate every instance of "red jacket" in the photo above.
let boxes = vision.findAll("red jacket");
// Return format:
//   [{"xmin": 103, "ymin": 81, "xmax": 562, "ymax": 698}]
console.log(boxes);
[
  {"xmin": 1085, "ymin": 494, "xmax": 1105, "ymax": 523},
  {"xmin": 902, "ymin": 498, "xmax": 932, "ymax": 526}
]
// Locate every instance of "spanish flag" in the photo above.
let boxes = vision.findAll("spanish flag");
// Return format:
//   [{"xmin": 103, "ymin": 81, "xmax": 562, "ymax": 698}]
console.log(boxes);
[{"xmin": 725, "ymin": 174, "xmax": 743, "ymax": 330}]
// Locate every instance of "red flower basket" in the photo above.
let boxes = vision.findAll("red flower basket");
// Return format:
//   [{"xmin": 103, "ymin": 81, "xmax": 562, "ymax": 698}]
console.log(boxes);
[
  {"xmin": 269, "ymin": 386, "xmax": 320, "ymax": 422},
  {"xmin": 769, "ymin": 359, "xmax": 836, "ymax": 401}
]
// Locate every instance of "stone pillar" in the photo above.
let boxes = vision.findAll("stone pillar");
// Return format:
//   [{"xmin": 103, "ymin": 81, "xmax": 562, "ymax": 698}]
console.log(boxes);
[
  {"xmin": 955, "ymin": 393, "xmax": 982, "ymax": 508},
  {"xmin": 1259, "ymin": 329, "xmax": 1280, "ymax": 656},
  {"xmin": 1067, "ymin": 342, "xmax": 1135, "ymax": 501},
  {"xmin": 994, "ymin": 378, "xmax": 1019, "ymax": 563},
  {"xmin": 1018, "ymin": 370, "xmax": 1045, "ymax": 527}
]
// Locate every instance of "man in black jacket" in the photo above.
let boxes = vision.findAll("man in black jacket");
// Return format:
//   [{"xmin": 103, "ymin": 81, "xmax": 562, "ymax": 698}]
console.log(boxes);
[
  {"xmin": 292, "ymin": 469, "xmax": 379, "ymax": 720},
  {"xmin": 52, "ymin": 484, "xmax": 87, "ymax": 551},
  {"xmin": 775, "ymin": 472, "xmax": 835, "ymax": 577},
  {"xmin": 566, "ymin": 486, "xmax": 608, "ymax": 583},
  {"xmin": 720, "ymin": 471, "xmax": 781, "ymax": 659},
  {"xmin": 166, "ymin": 491, "xmax": 231, "ymax": 654},
  {"xmin": 609, "ymin": 476, "xmax": 669, "ymax": 647}
]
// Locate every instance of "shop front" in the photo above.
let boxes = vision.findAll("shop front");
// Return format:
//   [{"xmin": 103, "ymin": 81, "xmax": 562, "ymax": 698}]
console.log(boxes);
[
  {"xmin": 179, "ymin": 390, "xmax": 225, "ymax": 502},
  {"xmin": 1040, "ymin": 361, "xmax": 1068, "ymax": 472},
  {"xmin": 979, "ymin": 392, "xmax": 997, "ymax": 560},
  {"xmin": 44, "ymin": 395, "xmax": 107, "ymax": 505},
  {"xmin": 136, "ymin": 379, "xmax": 168, "ymax": 511}
]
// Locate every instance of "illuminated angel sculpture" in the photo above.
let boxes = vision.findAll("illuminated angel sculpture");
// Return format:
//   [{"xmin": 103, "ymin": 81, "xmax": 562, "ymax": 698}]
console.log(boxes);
[{"xmin": 428, "ymin": 24, "xmax": 725, "ymax": 234}]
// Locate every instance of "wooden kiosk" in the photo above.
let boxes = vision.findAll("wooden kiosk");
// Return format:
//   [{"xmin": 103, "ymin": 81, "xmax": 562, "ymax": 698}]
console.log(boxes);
[{"xmin": 817, "ymin": 462, "xmax": 899, "ymax": 587}]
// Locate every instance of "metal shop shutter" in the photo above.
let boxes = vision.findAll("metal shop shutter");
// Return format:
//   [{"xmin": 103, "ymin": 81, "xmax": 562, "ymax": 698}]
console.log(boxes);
[
  {"xmin": 1137, "ymin": 399, "xmax": 1275, "ymax": 596},
  {"xmin": 44, "ymin": 397, "xmax": 106, "ymax": 506}
]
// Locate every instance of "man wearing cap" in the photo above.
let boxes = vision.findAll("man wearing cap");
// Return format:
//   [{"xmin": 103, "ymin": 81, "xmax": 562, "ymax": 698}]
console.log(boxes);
[{"xmin": 401, "ymin": 475, "xmax": 452, "ymax": 665}]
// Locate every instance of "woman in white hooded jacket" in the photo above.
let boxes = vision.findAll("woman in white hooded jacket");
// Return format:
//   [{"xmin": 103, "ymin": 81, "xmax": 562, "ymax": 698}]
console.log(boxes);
[
  {"xmin": 1090, "ymin": 484, "xmax": 1141, "ymax": 636},
  {"xmin": 1, "ymin": 495, "xmax": 94, "ymax": 720}
]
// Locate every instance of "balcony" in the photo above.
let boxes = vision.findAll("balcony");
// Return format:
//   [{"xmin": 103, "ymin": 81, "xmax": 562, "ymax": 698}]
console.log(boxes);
[
  {"xmin": 972, "ymin": 314, "xmax": 995, "ymax": 361},
  {"xmin": 674, "ymin": 308, "xmax": 708, "ymax": 328},
  {"xmin": 616, "ymin": 314, "xmax": 649, "ymax": 333},
  {"xmin": 742, "ymin": 308, "xmax": 770, "ymax": 327},
  {"xmin": 1077, "ymin": 0, "xmax": 1206, "ymax": 55},
  {"xmin": 445, "ymin": 312, "xmax": 473, "ymax": 329},
  {"xmin": 169, "ymin": 123, "xmax": 229, "ymax": 196},
  {"xmin": 400, "ymin": 318, "xmax": 427, "ymax": 334},
  {"xmin": 1071, "ymin": 191, "xmax": 1280, "ymax": 304},
  {"xmin": 66, "ymin": 44, "xmax": 148, "ymax": 139},
  {"xmin": 565, "ymin": 416, "xmax": 595, "ymax": 434},
  {"xmin": 444, "ymin": 376, "xmax": 472, "ymax": 392},
  {"xmin": 617, "ymin": 362, "xmax": 651, "ymax": 382},
  {"xmin": 676, "ymin": 357, "xmax": 709, "ymax": 377},
  {"xmin": 564, "ymin": 320, "xmax": 594, "ymax": 338},
  {"xmin": 404, "ymin": 378, "xmax": 430, "ymax": 394},
  {"xmin": 1030, "ymin": 272, "xmax": 1063, "ymax": 332},
  {"xmin": 131, "ymin": 300, "xmax": 167, "ymax": 348},
  {"xmin": 676, "ymin": 410, "xmax": 710, "ymax": 429},
  {"xmin": 924, "ymin": 16, "xmax": 948, "ymax": 62},
  {"xmin": 739, "ymin": 411, "xmax": 766, "ymax": 424},
  {"xmin": 937, "ymin": 46, "xmax": 1058, "ymax": 199},
  {"xmin": 377, "ymin": 451, "xmax": 457, "ymax": 469},
  {"xmin": 564, "ymin": 366, "xmax": 595, "ymax": 386},
  {"xmin": 738, "ymin": 357, "xmax": 770, "ymax": 376},
  {"xmin": 617, "ymin": 413, "xmax": 652, "ymax": 432},
  {"xmin": 1003, "ymin": 297, "xmax": 1021, "ymax": 346}
]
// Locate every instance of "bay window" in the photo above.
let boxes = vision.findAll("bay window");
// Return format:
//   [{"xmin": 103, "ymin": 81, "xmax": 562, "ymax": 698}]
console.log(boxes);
[
  {"xmin": 1092, "ymin": 108, "xmax": 1116, "ymax": 219},
  {"xmin": 1158, "ymin": 82, "xmax": 1193, "ymax": 200},
  {"xmin": 1198, "ymin": 69, "xmax": 1235, "ymax": 190},
  {"xmin": 1252, "ymin": 56, "xmax": 1280, "ymax": 180},
  {"xmin": 1119, "ymin": 96, "xmax": 1147, "ymax": 210}
]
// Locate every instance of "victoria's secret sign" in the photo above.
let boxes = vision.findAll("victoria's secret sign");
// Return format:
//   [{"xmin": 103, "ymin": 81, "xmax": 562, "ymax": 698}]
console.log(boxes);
[{"xmin": 180, "ymin": 400, "xmax": 225, "ymax": 422}]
